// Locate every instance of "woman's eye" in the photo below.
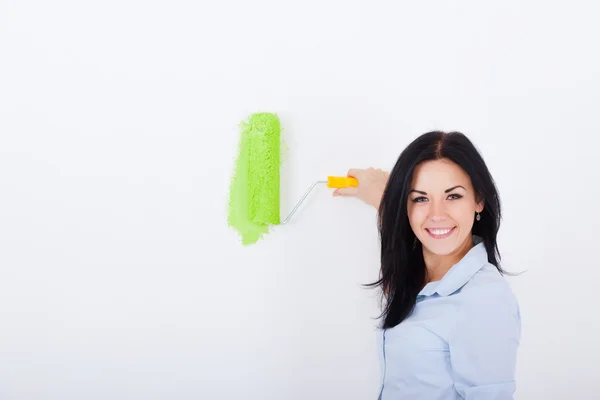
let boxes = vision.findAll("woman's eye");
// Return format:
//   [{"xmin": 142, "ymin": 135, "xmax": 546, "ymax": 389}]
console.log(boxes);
[
  {"xmin": 412, "ymin": 197, "xmax": 428, "ymax": 203},
  {"xmin": 448, "ymin": 194, "xmax": 463, "ymax": 200}
]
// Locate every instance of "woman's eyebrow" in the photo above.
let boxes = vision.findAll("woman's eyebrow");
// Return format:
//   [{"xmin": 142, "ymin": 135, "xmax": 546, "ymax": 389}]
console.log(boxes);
[
  {"xmin": 445, "ymin": 185, "xmax": 466, "ymax": 193},
  {"xmin": 409, "ymin": 185, "xmax": 466, "ymax": 195}
]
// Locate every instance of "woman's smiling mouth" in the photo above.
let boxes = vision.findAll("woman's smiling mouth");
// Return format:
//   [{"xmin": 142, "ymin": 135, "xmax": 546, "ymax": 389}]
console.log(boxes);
[{"xmin": 425, "ymin": 227, "xmax": 456, "ymax": 239}]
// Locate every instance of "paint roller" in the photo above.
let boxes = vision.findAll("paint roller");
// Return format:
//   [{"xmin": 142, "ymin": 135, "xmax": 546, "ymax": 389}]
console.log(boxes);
[{"xmin": 227, "ymin": 112, "xmax": 358, "ymax": 245}]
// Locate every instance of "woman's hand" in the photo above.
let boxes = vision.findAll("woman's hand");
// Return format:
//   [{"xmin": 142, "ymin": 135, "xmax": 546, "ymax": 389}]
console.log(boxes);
[{"xmin": 332, "ymin": 168, "xmax": 389, "ymax": 209}]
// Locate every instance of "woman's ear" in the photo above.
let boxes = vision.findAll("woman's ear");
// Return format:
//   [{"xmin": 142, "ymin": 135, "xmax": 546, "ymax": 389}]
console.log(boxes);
[{"xmin": 475, "ymin": 200, "xmax": 484, "ymax": 213}]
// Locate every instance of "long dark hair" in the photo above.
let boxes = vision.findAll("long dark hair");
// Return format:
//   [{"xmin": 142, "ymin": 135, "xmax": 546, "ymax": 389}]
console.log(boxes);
[{"xmin": 368, "ymin": 131, "xmax": 504, "ymax": 329}]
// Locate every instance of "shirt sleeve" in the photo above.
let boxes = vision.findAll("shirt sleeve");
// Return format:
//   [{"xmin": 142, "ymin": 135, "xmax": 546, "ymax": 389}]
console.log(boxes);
[{"xmin": 449, "ymin": 282, "xmax": 521, "ymax": 400}]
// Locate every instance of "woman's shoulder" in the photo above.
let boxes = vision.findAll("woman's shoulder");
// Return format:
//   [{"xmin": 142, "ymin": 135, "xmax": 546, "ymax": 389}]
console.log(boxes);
[
  {"xmin": 459, "ymin": 263, "xmax": 519, "ymax": 308},
  {"xmin": 449, "ymin": 263, "xmax": 521, "ymax": 345}
]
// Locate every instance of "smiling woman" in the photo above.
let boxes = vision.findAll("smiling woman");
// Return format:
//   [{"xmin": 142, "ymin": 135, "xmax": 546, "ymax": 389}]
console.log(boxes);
[
  {"xmin": 334, "ymin": 131, "xmax": 520, "ymax": 399},
  {"xmin": 408, "ymin": 158, "xmax": 486, "ymax": 282}
]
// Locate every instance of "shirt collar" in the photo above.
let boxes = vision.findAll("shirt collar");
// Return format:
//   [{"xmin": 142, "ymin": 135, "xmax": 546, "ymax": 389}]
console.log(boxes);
[{"xmin": 417, "ymin": 236, "xmax": 488, "ymax": 298}]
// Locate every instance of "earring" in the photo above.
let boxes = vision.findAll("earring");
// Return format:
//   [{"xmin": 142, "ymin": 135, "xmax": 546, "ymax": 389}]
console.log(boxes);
[{"xmin": 476, "ymin": 212, "xmax": 481, "ymax": 221}]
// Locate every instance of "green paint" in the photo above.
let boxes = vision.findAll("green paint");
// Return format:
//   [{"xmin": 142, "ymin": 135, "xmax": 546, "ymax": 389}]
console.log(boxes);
[{"xmin": 228, "ymin": 113, "xmax": 281, "ymax": 245}]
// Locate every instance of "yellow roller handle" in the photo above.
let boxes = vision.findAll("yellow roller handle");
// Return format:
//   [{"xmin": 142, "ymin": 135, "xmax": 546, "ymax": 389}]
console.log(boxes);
[{"xmin": 327, "ymin": 176, "xmax": 359, "ymax": 188}]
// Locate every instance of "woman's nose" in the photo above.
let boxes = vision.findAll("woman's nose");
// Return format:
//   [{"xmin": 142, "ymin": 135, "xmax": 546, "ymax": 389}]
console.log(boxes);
[
  {"xmin": 429, "ymin": 201, "xmax": 448, "ymax": 222},
  {"xmin": 430, "ymin": 214, "xmax": 448, "ymax": 223}
]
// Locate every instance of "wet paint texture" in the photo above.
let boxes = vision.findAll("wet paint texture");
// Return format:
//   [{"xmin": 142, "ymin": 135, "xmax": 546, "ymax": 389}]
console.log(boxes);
[{"xmin": 228, "ymin": 113, "xmax": 281, "ymax": 245}]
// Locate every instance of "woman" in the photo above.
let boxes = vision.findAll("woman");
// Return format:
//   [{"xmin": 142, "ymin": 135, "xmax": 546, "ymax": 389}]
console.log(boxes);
[{"xmin": 334, "ymin": 131, "xmax": 521, "ymax": 399}]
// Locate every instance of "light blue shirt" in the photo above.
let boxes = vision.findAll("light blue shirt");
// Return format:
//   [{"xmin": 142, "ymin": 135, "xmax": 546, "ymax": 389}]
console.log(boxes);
[{"xmin": 377, "ymin": 237, "xmax": 521, "ymax": 399}]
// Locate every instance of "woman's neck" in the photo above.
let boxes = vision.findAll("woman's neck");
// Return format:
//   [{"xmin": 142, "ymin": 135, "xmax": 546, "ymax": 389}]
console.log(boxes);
[{"xmin": 423, "ymin": 236, "xmax": 475, "ymax": 283}]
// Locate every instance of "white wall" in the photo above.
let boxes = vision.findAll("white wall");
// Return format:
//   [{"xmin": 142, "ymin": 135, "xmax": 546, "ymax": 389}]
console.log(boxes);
[{"xmin": 1, "ymin": 1, "xmax": 599, "ymax": 399}]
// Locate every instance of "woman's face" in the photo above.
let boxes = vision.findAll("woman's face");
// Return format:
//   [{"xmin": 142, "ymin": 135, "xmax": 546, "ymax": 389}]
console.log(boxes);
[{"xmin": 407, "ymin": 158, "xmax": 483, "ymax": 256}]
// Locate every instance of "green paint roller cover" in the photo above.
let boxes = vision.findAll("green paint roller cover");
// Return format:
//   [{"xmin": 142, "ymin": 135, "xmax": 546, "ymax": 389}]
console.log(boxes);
[{"xmin": 228, "ymin": 113, "xmax": 281, "ymax": 245}]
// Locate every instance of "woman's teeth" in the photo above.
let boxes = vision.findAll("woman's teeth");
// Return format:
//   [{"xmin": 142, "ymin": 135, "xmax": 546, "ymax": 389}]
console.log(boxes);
[{"xmin": 426, "ymin": 227, "xmax": 455, "ymax": 238}]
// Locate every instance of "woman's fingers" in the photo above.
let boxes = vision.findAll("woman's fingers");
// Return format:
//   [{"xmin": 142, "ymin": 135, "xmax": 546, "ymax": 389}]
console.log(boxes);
[
  {"xmin": 347, "ymin": 168, "xmax": 363, "ymax": 179},
  {"xmin": 334, "ymin": 167, "xmax": 388, "ymax": 209},
  {"xmin": 333, "ymin": 187, "xmax": 359, "ymax": 197}
]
